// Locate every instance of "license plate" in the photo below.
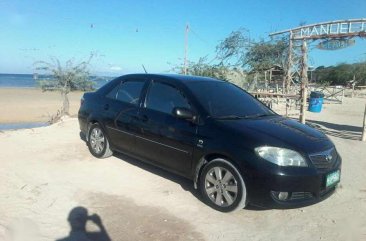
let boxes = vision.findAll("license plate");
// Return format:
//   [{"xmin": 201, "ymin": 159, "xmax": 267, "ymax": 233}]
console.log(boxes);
[{"xmin": 326, "ymin": 170, "xmax": 340, "ymax": 187}]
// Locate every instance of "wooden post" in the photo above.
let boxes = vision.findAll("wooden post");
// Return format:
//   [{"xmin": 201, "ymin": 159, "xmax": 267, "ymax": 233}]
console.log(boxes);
[
  {"xmin": 299, "ymin": 40, "xmax": 308, "ymax": 124},
  {"xmin": 269, "ymin": 69, "xmax": 273, "ymax": 84},
  {"xmin": 285, "ymin": 32, "xmax": 293, "ymax": 93},
  {"xmin": 254, "ymin": 72, "xmax": 258, "ymax": 92},
  {"xmin": 264, "ymin": 71, "xmax": 268, "ymax": 91},
  {"xmin": 341, "ymin": 88, "xmax": 344, "ymax": 104},
  {"xmin": 362, "ymin": 104, "xmax": 366, "ymax": 142},
  {"xmin": 352, "ymin": 75, "xmax": 356, "ymax": 97},
  {"xmin": 184, "ymin": 24, "xmax": 189, "ymax": 75}
]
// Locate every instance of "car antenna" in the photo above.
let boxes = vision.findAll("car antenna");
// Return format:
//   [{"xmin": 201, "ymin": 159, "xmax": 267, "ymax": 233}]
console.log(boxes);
[{"xmin": 142, "ymin": 64, "xmax": 148, "ymax": 74}]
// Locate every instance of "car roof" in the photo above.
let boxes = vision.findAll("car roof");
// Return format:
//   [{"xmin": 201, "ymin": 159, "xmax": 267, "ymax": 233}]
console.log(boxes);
[{"xmin": 122, "ymin": 73, "xmax": 224, "ymax": 84}]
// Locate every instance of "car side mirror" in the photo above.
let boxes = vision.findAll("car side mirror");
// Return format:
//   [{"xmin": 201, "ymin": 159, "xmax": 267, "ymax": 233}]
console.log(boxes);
[{"xmin": 173, "ymin": 107, "xmax": 196, "ymax": 121}]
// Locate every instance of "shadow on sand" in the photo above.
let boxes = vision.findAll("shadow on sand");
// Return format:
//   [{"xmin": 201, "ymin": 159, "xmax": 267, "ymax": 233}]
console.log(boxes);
[
  {"xmin": 113, "ymin": 152, "xmax": 203, "ymax": 201},
  {"xmin": 56, "ymin": 207, "xmax": 111, "ymax": 241},
  {"xmin": 79, "ymin": 131, "xmax": 204, "ymax": 203},
  {"xmin": 79, "ymin": 132, "xmax": 293, "ymax": 211},
  {"xmin": 307, "ymin": 119, "xmax": 362, "ymax": 141}
]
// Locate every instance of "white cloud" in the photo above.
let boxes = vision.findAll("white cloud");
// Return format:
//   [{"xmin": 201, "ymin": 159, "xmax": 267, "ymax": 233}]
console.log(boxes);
[{"xmin": 109, "ymin": 66, "xmax": 122, "ymax": 71}]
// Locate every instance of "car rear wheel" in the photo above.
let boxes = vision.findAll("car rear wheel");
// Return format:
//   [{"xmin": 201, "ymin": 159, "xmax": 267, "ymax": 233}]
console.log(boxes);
[
  {"xmin": 199, "ymin": 158, "xmax": 247, "ymax": 212},
  {"xmin": 87, "ymin": 123, "xmax": 113, "ymax": 158}
]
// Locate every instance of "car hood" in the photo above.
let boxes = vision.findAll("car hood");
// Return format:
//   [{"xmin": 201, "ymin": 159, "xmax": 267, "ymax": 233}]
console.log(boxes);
[{"xmin": 219, "ymin": 115, "xmax": 333, "ymax": 154}]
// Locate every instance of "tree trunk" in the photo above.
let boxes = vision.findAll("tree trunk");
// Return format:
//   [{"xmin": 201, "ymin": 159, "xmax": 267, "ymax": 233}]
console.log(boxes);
[{"xmin": 61, "ymin": 91, "xmax": 70, "ymax": 115}]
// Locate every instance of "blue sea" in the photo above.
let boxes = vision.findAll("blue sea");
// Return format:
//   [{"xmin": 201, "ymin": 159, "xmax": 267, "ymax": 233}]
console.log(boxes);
[{"xmin": 0, "ymin": 73, "xmax": 113, "ymax": 89}]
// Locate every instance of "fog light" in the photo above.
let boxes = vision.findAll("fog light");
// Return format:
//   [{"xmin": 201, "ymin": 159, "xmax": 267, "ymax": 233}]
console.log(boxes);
[{"xmin": 278, "ymin": 192, "xmax": 289, "ymax": 200}]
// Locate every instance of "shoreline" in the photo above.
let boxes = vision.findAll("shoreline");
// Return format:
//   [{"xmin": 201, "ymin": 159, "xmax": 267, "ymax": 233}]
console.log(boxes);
[
  {"xmin": 0, "ymin": 121, "xmax": 49, "ymax": 131},
  {"xmin": 0, "ymin": 88, "xmax": 84, "ymax": 123},
  {"xmin": 0, "ymin": 86, "xmax": 38, "ymax": 89}
]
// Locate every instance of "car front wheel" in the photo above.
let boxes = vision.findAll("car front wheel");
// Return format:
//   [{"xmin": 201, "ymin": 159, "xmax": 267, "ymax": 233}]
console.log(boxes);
[
  {"xmin": 87, "ymin": 123, "xmax": 113, "ymax": 158},
  {"xmin": 199, "ymin": 158, "xmax": 247, "ymax": 212}
]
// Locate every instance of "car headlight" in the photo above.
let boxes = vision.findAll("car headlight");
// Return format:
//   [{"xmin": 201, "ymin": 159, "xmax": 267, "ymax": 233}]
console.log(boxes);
[{"xmin": 254, "ymin": 146, "xmax": 307, "ymax": 167}]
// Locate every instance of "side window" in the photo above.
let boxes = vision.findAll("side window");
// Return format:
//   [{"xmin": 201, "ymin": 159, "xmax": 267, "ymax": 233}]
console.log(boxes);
[
  {"xmin": 106, "ymin": 84, "xmax": 119, "ymax": 99},
  {"xmin": 107, "ymin": 80, "xmax": 145, "ymax": 105},
  {"xmin": 145, "ymin": 82, "xmax": 191, "ymax": 114}
]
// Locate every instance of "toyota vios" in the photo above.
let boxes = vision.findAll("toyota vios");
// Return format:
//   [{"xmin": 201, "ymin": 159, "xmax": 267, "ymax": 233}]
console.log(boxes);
[{"xmin": 78, "ymin": 74, "xmax": 341, "ymax": 212}]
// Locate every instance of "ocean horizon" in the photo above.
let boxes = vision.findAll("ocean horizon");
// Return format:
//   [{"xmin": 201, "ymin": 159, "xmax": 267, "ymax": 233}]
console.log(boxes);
[{"xmin": 0, "ymin": 73, "xmax": 113, "ymax": 89}]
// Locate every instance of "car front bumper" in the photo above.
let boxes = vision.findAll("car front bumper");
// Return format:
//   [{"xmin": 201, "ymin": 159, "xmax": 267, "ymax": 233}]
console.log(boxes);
[{"xmin": 246, "ymin": 155, "xmax": 342, "ymax": 208}]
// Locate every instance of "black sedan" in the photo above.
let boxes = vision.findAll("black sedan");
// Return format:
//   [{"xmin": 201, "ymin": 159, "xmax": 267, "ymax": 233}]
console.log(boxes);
[{"xmin": 78, "ymin": 74, "xmax": 341, "ymax": 212}]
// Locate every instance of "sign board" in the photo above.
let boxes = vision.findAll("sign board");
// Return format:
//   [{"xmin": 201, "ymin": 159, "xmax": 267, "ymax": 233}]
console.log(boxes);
[
  {"xmin": 270, "ymin": 19, "xmax": 366, "ymax": 40},
  {"xmin": 292, "ymin": 20, "xmax": 366, "ymax": 39},
  {"xmin": 317, "ymin": 39, "xmax": 355, "ymax": 50}
]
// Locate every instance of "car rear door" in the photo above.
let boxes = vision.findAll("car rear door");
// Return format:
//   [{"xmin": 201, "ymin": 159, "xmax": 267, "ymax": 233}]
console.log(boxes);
[
  {"xmin": 134, "ymin": 79, "xmax": 197, "ymax": 175},
  {"xmin": 103, "ymin": 77, "xmax": 147, "ymax": 154}
]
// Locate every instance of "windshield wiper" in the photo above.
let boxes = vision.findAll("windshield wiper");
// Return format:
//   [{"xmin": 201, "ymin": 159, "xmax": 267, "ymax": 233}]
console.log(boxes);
[
  {"xmin": 242, "ymin": 113, "xmax": 274, "ymax": 119},
  {"xmin": 213, "ymin": 115, "xmax": 247, "ymax": 120},
  {"xmin": 213, "ymin": 113, "xmax": 275, "ymax": 120}
]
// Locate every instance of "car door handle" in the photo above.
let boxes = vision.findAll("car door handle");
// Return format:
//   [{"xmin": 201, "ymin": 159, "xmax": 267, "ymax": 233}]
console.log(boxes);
[
  {"xmin": 104, "ymin": 104, "xmax": 109, "ymax": 110},
  {"xmin": 141, "ymin": 115, "xmax": 148, "ymax": 122}
]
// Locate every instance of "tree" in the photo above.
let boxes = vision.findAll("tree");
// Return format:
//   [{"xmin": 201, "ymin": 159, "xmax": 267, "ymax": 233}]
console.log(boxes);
[
  {"xmin": 314, "ymin": 61, "xmax": 366, "ymax": 85},
  {"xmin": 244, "ymin": 39, "xmax": 288, "ymax": 72},
  {"xmin": 170, "ymin": 57, "xmax": 229, "ymax": 80},
  {"xmin": 215, "ymin": 28, "xmax": 288, "ymax": 72},
  {"xmin": 171, "ymin": 27, "xmax": 288, "ymax": 89},
  {"xmin": 215, "ymin": 29, "xmax": 288, "ymax": 90},
  {"xmin": 34, "ymin": 55, "xmax": 95, "ymax": 116},
  {"xmin": 215, "ymin": 28, "xmax": 251, "ymax": 67}
]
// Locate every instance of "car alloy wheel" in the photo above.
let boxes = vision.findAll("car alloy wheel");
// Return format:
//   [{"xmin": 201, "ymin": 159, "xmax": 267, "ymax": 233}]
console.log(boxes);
[
  {"xmin": 87, "ymin": 123, "xmax": 113, "ymax": 158},
  {"xmin": 200, "ymin": 158, "xmax": 247, "ymax": 212},
  {"xmin": 90, "ymin": 127, "xmax": 105, "ymax": 154},
  {"xmin": 205, "ymin": 166, "xmax": 238, "ymax": 207}
]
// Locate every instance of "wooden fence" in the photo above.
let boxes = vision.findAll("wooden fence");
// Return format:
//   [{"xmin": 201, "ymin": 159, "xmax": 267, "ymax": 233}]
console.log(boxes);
[{"xmin": 311, "ymin": 86, "xmax": 345, "ymax": 104}]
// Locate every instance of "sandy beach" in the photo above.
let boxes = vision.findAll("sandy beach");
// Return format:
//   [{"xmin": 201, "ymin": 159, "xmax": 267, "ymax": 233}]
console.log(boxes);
[
  {"xmin": 0, "ymin": 97, "xmax": 365, "ymax": 241},
  {"xmin": 0, "ymin": 88, "xmax": 84, "ymax": 123}
]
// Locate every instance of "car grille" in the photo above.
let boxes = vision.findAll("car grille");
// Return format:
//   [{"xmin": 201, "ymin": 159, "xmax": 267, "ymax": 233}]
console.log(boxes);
[
  {"xmin": 309, "ymin": 148, "xmax": 338, "ymax": 171},
  {"xmin": 290, "ymin": 192, "xmax": 313, "ymax": 200}
]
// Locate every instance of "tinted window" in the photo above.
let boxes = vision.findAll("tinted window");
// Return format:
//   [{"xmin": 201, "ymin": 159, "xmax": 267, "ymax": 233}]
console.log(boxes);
[
  {"xmin": 106, "ymin": 84, "xmax": 119, "ymax": 99},
  {"xmin": 145, "ymin": 82, "xmax": 190, "ymax": 114},
  {"xmin": 107, "ymin": 80, "xmax": 145, "ymax": 105},
  {"xmin": 186, "ymin": 81, "xmax": 273, "ymax": 118}
]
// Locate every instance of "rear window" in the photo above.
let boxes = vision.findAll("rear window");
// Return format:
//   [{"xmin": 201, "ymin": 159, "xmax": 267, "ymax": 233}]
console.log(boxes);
[{"xmin": 106, "ymin": 80, "xmax": 145, "ymax": 105}]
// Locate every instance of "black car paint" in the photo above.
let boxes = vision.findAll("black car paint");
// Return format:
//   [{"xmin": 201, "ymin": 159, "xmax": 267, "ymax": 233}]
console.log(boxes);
[{"xmin": 78, "ymin": 74, "xmax": 341, "ymax": 207}]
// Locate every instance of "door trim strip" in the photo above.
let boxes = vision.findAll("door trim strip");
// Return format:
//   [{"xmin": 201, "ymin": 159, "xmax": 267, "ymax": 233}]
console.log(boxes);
[
  {"xmin": 106, "ymin": 126, "xmax": 190, "ymax": 154},
  {"xmin": 107, "ymin": 126, "xmax": 134, "ymax": 136},
  {"xmin": 134, "ymin": 134, "xmax": 189, "ymax": 154}
]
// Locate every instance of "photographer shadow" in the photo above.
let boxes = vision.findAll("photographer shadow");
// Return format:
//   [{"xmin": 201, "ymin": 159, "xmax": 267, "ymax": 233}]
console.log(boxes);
[{"xmin": 56, "ymin": 206, "xmax": 111, "ymax": 241}]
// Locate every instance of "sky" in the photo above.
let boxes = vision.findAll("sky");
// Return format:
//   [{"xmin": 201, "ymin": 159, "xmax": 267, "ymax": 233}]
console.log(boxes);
[{"xmin": 0, "ymin": 0, "xmax": 365, "ymax": 75}]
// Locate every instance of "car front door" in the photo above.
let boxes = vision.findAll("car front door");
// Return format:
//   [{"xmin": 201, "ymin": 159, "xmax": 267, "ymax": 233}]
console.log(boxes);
[{"xmin": 135, "ymin": 79, "xmax": 197, "ymax": 175}]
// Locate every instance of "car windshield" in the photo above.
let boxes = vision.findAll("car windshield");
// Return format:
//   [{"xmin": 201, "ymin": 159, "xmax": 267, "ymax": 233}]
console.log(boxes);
[{"xmin": 186, "ymin": 81, "xmax": 275, "ymax": 119}]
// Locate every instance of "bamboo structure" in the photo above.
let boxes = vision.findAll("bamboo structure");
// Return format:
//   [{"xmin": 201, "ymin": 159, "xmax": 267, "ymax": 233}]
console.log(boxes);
[
  {"xmin": 285, "ymin": 32, "xmax": 293, "ymax": 93},
  {"xmin": 300, "ymin": 41, "xmax": 308, "ymax": 124},
  {"xmin": 269, "ymin": 19, "xmax": 366, "ymax": 124}
]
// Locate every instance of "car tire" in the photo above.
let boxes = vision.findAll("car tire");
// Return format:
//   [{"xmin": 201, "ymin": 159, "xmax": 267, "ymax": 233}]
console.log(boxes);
[
  {"xmin": 87, "ymin": 123, "xmax": 113, "ymax": 158},
  {"xmin": 199, "ymin": 158, "xmax": 247, "ymax": 212}
]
